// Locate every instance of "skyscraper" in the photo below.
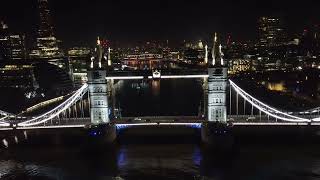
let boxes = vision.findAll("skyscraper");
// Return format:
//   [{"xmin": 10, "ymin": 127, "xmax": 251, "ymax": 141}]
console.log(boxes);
[
  {"xmin": 0, "ymin": 21, "xmax": 10, "ymax": 60},
  {"xmin": 9, "ymin": 34, "xmax": 26, "ymax": 60},
  {"xmin": 258, "ymin": 17, "xmax": 285, "ymax": 47},
  {"xmin": 30, "ymin": 0, "xmax": 63, "ymax": 63},
  {"xmin": 0, "ymin": 21, "xmax": 26, "ymax": 60},
  {"xmin": 38, "ymin": 0, "xmax": 53, "ymax": 37}
]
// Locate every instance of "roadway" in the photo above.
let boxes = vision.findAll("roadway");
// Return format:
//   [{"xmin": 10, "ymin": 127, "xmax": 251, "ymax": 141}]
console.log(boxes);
[{"xmin": 2, "ymin": 114, "xmax": 320, "ymax": 131}]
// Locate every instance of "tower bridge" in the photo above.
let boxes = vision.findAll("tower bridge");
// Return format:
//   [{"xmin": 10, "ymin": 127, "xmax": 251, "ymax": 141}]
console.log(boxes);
[{"xmin": 1, "ymin": 35, "xmax": 320, "ymax": 146}]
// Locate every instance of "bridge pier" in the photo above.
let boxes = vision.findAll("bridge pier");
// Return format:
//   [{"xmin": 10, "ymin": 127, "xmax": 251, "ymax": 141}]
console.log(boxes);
[
  {"xmin": 86, "ymin": 124, "xmax": 117, "ymax": 144},
  {"xmin": 201, "ymin": 122, "xmax": 233, "ymax": 149}
]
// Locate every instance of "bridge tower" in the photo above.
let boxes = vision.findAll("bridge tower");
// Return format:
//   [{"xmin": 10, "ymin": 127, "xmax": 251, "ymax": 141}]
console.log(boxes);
[
  {"xmin": 87, "ymin": 37, "xmax": 110, "ymax": 124},
  {"xmin": 207, "ymin": 33, "xmax": 227, "ymax": 123},
  {"xmin": 202, "ymin": 33, "xmax": 233, "ymax": 148}
]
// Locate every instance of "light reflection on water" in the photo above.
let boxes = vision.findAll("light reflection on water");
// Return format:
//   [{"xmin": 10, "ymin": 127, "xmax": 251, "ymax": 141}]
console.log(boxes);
[
  {"xmin": 0, "ymin": 160, "xmax": 63, "ymax": 180},
  {"xmin": 2, "ymin": 143, "xmax": 320, "ymax": 180}
]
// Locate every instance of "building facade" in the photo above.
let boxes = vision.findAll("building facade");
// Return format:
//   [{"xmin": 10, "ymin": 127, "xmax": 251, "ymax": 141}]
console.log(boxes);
[
  {"xmin": 258, "ymin": 17, "xmax": 285, "ymax": 47},
  {"xmin": 207, "ymin": 33, "xmax": 227, "ymax": 123},
  {"xmin": 30, "ymin": 0, "xmax": 63, "ymax": 63},
  {"xmin": 87, "ymin": 39, "xmax": 110, "ymax": 124},
  {"xmin": 0, "ymin": 22, "xmax": 26, "ymax": 60}
]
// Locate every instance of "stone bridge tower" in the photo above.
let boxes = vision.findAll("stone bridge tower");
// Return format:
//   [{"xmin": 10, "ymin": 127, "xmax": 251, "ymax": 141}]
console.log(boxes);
[
  {"xmin": 207, "ymin": 33, "xmax": 227, "ymax": 123},
  {"xmin": 87, "ymin": 37, "xmax": 110, "ymax": 124}
]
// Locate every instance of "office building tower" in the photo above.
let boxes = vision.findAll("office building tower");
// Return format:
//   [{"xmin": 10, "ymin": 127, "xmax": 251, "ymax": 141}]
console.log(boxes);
[{"xmin": 258, "ymin": 17, "xmax": 285, "ymax": 47}]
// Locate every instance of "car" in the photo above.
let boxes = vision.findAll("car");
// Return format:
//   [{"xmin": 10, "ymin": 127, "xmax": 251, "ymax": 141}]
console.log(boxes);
[
  {"xmin": 228, "ymin": 118, "xmax": 234, "ymax": 122},
  {"xmin": 246, "ymin": 117, "xmax": 256, "ymax": 121},
  {"xmin": 133, "ymin": 117, "xmax": 143, "ymax": 121}
]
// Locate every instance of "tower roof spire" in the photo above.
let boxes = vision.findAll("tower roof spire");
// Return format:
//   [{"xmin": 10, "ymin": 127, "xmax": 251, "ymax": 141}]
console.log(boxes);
[
  {"xmin": 211, "ymin": 32, "xmax": 217, "ymax": 66},
  {"xmin": 211, "ymin": 32, "xmax": 224, "ymax": 66}
]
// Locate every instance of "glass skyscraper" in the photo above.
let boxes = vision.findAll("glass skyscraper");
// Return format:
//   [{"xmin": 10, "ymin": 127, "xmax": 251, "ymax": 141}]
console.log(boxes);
[
  {"xmin": 258, "ymin": 17, "xmax": 285, "ymax": 47},
  {"xmin": 30, "ymin": 0, "xmax": 64, "ymax": 63}
]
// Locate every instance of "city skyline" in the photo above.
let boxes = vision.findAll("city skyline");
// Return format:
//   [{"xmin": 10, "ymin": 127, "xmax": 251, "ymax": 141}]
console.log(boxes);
[
  {"xmin": 0, "ymin": 0, "xmax": 320, "ymax": 47},
  {"xmin": 2, "ymin": 1, "xmax": 320, "ymax": 179}
]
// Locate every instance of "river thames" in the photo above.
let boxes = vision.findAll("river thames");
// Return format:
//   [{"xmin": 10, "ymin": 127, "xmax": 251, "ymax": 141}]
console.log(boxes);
[{"xmin": 2, "ymin": 137, "xmax": 320, "ymax": 180}]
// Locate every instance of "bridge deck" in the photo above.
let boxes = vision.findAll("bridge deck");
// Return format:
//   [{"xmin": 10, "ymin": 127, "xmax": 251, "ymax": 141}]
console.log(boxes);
[{"xmin": 1, "ymin": 114, "xmax": 320, "ymax": 131}]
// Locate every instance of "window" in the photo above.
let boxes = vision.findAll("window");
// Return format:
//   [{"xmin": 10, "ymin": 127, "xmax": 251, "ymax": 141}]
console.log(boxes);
[
  {"xmin": 95, "ymin": 100, "xmax": 104, "ymax": 106},
  {"xmin": 94, "ymin": 87, "xmax": 103, "ymax": 93}
]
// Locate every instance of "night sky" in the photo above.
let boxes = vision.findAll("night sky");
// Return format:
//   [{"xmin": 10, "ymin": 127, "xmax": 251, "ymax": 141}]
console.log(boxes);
[{"xmin": 1, "ymin": 0, "xmax": 320, "ymax": 47}]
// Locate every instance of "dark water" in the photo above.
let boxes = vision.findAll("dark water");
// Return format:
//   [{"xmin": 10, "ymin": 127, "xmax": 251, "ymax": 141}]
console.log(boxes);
[
  {"xmin": 2, "ymin": 141, "xmax": 320, "ymax": 180},
  {"xmin": 113, "ymin": 79, "xmax": 204, "ymax": 117}
]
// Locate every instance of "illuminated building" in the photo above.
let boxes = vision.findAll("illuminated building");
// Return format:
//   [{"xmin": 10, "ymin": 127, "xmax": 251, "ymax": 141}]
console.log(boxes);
[
  {"xmin": 265, "ymin": 82, "xmax": 286, "ymax": 92},
  {"xmin": 0, "ymin": 22, "xmax": 26, "ymax": 60},
  {"xmin": 258, "ymin": 17, "xmax": 285, "ymax": 47},
  {"xmin": 87, "ymin": 38, "xmax": 110, "ymax": 124},
  {"xmin": 184, "ymin": 40, "xmax": 205, "ymax": 50},
  {"xmin": 198, "ymin": 40, "xmax": 204, "ymax": 49},
  {"xmin": 0, "ymin": 21, "xmax": 11, "ymax": 60},
  {"xmin": 207, "ymin": 33, "xmax": 227, "ymax": 123},
  {"xmin": 0, "ymin": 61, "xmax": 73, "ymax": 95},
  {"xmin": 124, "ymin": 53, "xmax": 163, "ymax": 60},
  {"xmin": 9, "ymin": 35, "xmax": 26, "ymax": 60},
  {"xmin": 169, "ymin": 51, "xmax": 181, "ymax": 60},
  {"xmin": 30, "ymin": 0, "xmax": 64, "ymax": 64},
  {"xmin": 68, "ymin": 47, "xmax": 91, "ymax": 58},
  {"xmin": 68, "ymin": 47, "xmax": 91, "ymax": 84},
  {"xmin": 182, "ymin": 40, "xmax": 206, "ymax": 64},
  {"xmin": 229, "ymin": 58, "xmax": 252, "ymax": 74},
  {"xmin": 0, "ymin": 64, "xmax": 37, "ymax": 89}
]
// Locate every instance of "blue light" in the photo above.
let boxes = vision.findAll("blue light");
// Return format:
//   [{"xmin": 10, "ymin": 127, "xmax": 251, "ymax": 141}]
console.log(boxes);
[
  {"xmin": 116, "ymin": 124, "xmax": 130, "ymax": 130},
  {"xmin": 187, "ymin": 123, "xmax": 202, "ymax": 129},
  {"xmin": 116, "ymin": 124, "xmax": 130, "ymax": 134},
  {"xmin": 192, "ymin": 147, "xmax": 202, "ymax": 166},
  {"xmin": 89, "ymin": 130, "xmax": 99, "ymax": 137}
]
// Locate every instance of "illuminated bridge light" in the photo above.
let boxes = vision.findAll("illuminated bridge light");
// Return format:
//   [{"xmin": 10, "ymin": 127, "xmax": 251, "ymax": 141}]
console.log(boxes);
[
  {"xmin": 232, "ymin": 122, "xmax": 309, "ymax": 126},
  {"xmin": 161, "ymin": 75, "xmax": 208, "ymax": 79},
  {"xmin": 17, "ymin": 84, "xmax": 89, "ymax": 127},
  {"xmin": 229, "ymin": 80, "xmax": 310, "ymax": 123},
  {"xmin": 16, "ymin": 125, "xmax": 86, "ymax": 130},
  {"xmin": 0, "ymin": 128, "xmax": 14, "ymax": 131},
  {"xmin": 115, "ymin": 123, "xmax": 202, "ymax": 129},
  {"xmin": 7, "ymin": 79, "xmax": 320, "ymax": 130},
  {"xmin": 106, "ymin": 75, "xmax": 208, "ymax": 80},
  {"xmin": 106, "ymin": 76, "xmax": 144, "ymax": 80}
]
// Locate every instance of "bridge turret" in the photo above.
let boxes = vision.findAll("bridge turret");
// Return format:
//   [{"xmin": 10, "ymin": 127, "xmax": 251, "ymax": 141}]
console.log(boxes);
[
  {"xmin": 87, "ymin": 37, "xmax": 110, "ymax": 124},
  {"xmin": 207, "ymin": 33, "xmax": 227, "ymax": 123}
]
